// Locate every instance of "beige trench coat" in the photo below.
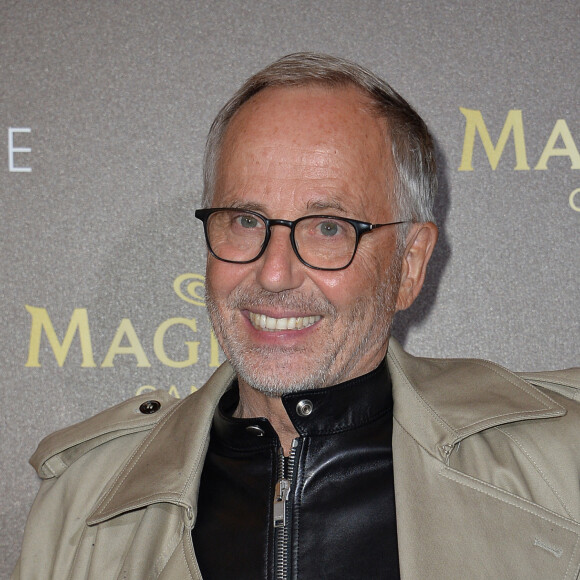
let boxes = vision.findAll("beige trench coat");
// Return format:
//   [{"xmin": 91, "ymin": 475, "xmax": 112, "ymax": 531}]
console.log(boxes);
[{"xmin": 13, "ymin": 340, "xmax": 580, "ymax": 579}]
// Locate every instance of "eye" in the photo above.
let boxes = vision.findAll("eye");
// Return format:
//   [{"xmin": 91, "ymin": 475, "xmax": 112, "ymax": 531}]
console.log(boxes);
[
  {"xmin": 316, "ymin": 220, "xmax": 342, "ymax": 237},
  {"xmin": 320, "ymin": 221, "xmax": 338, "ymax": 236},
  {"xmin": 236, "ymin": 214, "xmax": 260, "ymax": 229}
]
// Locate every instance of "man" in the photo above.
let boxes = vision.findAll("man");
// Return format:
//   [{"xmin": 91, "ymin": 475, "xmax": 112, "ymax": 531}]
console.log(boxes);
[{"xmin": 14, "ymin": 53, "xmax": 580, "ymax": 579}]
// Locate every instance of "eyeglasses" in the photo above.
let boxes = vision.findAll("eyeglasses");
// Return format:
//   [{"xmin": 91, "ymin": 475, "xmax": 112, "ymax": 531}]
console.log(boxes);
[{"xmin": 195, "ymin": 208, "xmax": 410, "ymax": 271}]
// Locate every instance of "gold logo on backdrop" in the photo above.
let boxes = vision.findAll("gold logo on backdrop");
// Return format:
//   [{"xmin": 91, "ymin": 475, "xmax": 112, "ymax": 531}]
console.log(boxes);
[
  {"xmin": 173, "ymin": 273, "xmax": 206, "ymax": 306},
  {"xmin": 570, "ymin": 189, "xmax": 580, "ymax": 212},
  {"xmin": 24, "ymin": 273, "xmax": 221, "ymax": 397},
  {"xmin": 458, "ymin": 109, "xmax": 579, "ymax": 210}
]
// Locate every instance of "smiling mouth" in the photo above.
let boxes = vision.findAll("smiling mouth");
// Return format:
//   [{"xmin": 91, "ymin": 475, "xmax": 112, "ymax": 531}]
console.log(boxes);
[{"xmin": 249, "ymin": 312, "xmax": 321, "ymax": 331}]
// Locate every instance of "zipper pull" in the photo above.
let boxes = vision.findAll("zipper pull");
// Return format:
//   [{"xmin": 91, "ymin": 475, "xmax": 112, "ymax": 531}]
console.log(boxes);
[{"xmin": 273, "ymin": 479, "xmax": 291, "ymax": 528}]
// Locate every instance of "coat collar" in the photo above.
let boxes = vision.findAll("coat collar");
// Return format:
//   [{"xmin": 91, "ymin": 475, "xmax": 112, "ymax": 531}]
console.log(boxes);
[
  {"xmin": 87, "ymin": 362, "xmax": 236, "ymax": 525},
  {"xmin": 387, "ymin": 339, "xmax": 565, "ymax": 460},
  {"xmin": 88, "ymin": 339, "xmax": 565, "ymax": 524}
]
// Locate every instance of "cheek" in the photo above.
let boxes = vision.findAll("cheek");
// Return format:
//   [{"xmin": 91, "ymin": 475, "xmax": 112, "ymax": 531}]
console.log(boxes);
[
  {"xmin": 357, "ymin": 242, "xmax": 400, "ymax": 282},
  {"xmin": 205, "ymin": 259, "xmax": 246, "ymax": 301},
  {"xmin": 310, "ymin": 265, "xmax": 379, "ymax": 306},
  {"xmin": 313, "ymin": 247, "xmax": 399, "ymax": 308}
]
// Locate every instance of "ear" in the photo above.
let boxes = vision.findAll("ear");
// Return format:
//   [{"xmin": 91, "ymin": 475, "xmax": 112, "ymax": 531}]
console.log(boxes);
[{"xmin": 395, "ymin": 222, "xmax": 438, "ymax": 311}]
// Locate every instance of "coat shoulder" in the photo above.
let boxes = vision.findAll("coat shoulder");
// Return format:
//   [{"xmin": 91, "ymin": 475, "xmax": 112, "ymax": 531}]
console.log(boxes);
[
  {"xmin": 517, "ymin": 367, "xmax": 580, "ymax": 402},
  {"xmin": 30, "ymin": 390, "xmax": 180, "ymax": 479}
]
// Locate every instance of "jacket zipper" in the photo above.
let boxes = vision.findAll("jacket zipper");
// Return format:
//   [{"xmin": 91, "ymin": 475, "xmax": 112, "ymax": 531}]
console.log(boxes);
[{"xmin": 273, "ymin": 439, "xmax": 298, "ymax": 579}]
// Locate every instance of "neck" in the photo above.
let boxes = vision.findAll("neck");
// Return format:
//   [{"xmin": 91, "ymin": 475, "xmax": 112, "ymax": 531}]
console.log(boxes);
[{"xmin": 234, "ymin": 380, "xmax": 298, "ymax": 455}]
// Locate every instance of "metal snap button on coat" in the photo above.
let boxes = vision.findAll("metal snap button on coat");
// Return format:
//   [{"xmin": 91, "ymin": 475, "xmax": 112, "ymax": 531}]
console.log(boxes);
[
  {"xmin": 245, "ymin": 425, "xmax": 266, "ymax": 437},
  {"xmin": 296, "ymin": 399, "xmax": 313, "ymax": 417},
  {"xmin": 139, "ymin": 400, "xmax": 161, "ymax": 414}
]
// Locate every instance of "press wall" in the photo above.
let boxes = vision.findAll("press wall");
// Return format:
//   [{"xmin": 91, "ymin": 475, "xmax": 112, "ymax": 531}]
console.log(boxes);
[{"xmin": 2, "ymin": 1, "xmax": 578, "ymax": 575}]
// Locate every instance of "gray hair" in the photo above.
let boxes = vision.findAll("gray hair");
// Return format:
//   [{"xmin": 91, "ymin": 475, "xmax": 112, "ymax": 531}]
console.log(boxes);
[{"xmin": 202, "ymin": 52, "xmax": 437, "ymax": 224}]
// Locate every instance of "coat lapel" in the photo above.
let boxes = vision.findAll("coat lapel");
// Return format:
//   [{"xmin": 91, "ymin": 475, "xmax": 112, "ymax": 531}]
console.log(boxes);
[
  {"xmin": 387, "ymin": 340, "xmax": 580, "ymax": 579},
  {"xmin": 87, "ymin": 362, "xmax": 236, "ymax": 525},
  {"xmin": 387, "ymin": 339, "xmax": 565, "ymax": 456}
]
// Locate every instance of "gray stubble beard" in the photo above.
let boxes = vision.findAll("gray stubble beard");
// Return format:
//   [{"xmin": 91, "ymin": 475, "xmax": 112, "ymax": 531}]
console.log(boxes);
[{"xmin": 205, "ymin": 261, "xmax": 401, "ymax": 397}]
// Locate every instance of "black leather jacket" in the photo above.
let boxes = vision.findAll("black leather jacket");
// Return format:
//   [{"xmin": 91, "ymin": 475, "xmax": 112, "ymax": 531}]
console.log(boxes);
[{"xmin": 192, "ymin": 361, "xmax": 400, "ymax": 579}]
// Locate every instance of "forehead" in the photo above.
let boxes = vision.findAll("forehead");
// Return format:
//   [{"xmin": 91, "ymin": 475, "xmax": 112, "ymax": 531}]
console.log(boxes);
[
  {"xmin": 223, "ymin": 84, "xmax": 388, "ymax": 155},
  {"xmin": 215, "ymin": 84, "xmax": 395, "ymax": 217}
]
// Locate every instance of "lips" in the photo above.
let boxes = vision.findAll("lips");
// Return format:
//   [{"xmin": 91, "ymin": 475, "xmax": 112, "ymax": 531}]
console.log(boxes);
[{"xmin": 249, "ymin": 311, "xmax": 321, "ymax": 331}]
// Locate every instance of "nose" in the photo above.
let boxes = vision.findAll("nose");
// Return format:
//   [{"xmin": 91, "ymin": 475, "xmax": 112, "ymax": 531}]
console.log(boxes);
[{"xmin": 255, "ymin": 225, "xmax": 304, "ymax": 292}]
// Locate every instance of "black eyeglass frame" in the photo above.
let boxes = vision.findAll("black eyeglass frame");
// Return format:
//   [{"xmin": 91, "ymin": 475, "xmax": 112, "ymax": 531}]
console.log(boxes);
[{"xmin": 195, "ymin": 207, "xmax": 411, "ymax": 271}]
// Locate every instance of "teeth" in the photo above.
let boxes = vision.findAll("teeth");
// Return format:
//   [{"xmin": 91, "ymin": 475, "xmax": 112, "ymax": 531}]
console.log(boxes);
[{"xmin": 249, "ymin": 312, "xmax": 321, "ymax": 331}]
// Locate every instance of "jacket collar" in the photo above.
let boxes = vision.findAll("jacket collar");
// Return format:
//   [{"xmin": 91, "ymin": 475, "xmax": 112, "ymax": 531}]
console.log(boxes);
[
  {"xmin": 214, "ymin": 360, "xmax": 393, "ymax": 449},
  {"xmin": 386, "ymin": 339, "xmax": 565, "ymax": 460},
  {"xmin": 87, "ymin": 362, "xmax": 236, "ymax": 525},
  {"xmin": 88, "ymin": 338, "xmax": 565, "ymax": 524}
]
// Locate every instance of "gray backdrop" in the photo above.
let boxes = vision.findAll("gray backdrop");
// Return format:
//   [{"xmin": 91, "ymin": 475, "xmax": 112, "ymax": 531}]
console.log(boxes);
[{"xmin": 1, "ymin": 0, "xmax": 578, "ymax": 575}]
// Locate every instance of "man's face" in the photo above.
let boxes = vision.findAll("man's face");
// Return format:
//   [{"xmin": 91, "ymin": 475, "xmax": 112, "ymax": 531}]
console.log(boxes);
[{"xmin": 205, "ymin": 85, "xmax": 404, "ymax": 395}]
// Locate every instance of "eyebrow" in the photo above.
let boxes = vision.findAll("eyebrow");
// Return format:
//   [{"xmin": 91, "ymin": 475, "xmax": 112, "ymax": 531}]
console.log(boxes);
[
  {"xmin": 221, "ymin": 197, "xmax": 350, "ymax": 217},
  {"xmin": 226, "ymin": 200, "xmax": 268, "ymax": 212},
  {"xmin": 305, "ymin": 198, "xmax": 348, "ymax": 213}
]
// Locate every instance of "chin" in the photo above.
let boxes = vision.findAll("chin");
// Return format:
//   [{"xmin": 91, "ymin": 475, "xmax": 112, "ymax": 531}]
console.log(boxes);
[{"xmin": 231, "ymin": 352, "xmax": 333, "ymax": 397}]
